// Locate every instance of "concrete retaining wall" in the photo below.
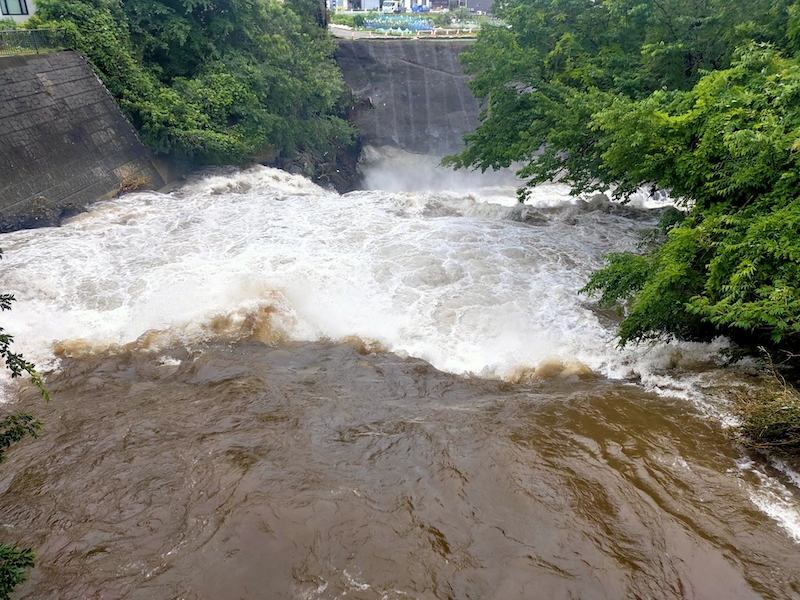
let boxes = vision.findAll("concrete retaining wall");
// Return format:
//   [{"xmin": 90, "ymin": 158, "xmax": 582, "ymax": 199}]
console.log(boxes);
[
  {"xmin": 334, "ymin": 40, "xmax": 481, "ymax": 157},
  {"xmin": 0, "ymin": 51, "xmax": 165, "ymax": 232}
]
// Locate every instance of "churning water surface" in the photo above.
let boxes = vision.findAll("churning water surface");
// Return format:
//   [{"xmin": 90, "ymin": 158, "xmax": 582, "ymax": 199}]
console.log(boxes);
[{"xmin": 0, "ymin": 156, "xmax": 799, "ymax": 599}]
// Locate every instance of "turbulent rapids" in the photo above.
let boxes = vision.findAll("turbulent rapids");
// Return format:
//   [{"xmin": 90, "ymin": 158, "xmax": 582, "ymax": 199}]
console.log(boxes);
[{"xmin": 1, "ymin": 155, "xmax": 799, "ymax": 599}]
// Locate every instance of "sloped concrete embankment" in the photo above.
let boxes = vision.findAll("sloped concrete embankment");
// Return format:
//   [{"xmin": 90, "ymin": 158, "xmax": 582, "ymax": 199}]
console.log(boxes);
[{"xmin": 0, "ymin": 51, "xmax": 165, "ymax": 232}]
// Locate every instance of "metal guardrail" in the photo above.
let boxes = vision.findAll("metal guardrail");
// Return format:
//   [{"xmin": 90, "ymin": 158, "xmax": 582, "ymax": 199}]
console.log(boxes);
[{"xmin": 0, "ymin": 28, "xmax": 68, "ymax": 56}]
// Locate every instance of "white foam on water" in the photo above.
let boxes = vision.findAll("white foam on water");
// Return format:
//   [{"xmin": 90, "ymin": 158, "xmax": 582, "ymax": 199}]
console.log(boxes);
[
  {"xmin": 0, "ymin": 165, "xmax": 715, "ymax": 382},
  {"xmin": 735, "ymin": 457, "xmax": 800, "ymax": 544},
  {"xmin": 360, "ymin": 145, "xmax": 523, "ymax": 199}
]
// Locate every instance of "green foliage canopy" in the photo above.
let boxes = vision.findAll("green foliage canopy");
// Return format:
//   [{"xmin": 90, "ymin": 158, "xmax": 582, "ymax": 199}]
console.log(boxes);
[
  {"xmin": 447, "ymin": 0, "xmax": 800, "ymax": 349},
  {"xmin": 33, "ymin": 0, "xmax": 357, "ymax": 166},
  {"xmin": 588, "ymin": 46, "xmax": 800, "ymax": 347},
  {"xmin": 446, "ymin": 0, "xmax": 795, "ymax": 194}
]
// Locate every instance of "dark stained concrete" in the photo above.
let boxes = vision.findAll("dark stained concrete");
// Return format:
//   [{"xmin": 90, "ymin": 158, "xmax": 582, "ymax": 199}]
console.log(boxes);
[
  {"xmin": 0, "ymin": 51, "xmax": 164, "ymax": 232},
  {"xmin": 334, "ymin": 40, "xmax": 481, "ymax": 157}
]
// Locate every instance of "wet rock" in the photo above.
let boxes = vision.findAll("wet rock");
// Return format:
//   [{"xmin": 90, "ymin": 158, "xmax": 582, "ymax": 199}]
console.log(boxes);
[{"xmin": 504, "ymin": 204, "xmax": 550, "ymax": 225}]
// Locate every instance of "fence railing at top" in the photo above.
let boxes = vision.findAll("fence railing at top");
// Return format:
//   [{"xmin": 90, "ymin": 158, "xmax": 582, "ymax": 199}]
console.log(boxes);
[{"xmin": 0, "ymin": 28, "xmax": 68, "ymax": 56}]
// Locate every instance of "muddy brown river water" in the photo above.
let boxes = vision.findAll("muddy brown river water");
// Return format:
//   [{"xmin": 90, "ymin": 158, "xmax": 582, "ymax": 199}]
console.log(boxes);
[{"xmin": 0, "ymin": 161, "xmax": 799, "ymax": 598}]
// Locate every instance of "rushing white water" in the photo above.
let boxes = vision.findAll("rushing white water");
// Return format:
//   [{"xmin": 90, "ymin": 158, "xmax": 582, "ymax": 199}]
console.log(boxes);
[
  {"xmin": 0, "ymin": 163, "xmax": 722, "ymax": 384},
  {"xmin": 2, "ymin": 159, "xmax": 800, "ymax": 582}
]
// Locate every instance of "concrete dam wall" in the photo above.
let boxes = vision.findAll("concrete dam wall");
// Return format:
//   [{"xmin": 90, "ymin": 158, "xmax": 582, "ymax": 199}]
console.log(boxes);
[
  {"xmin": 334, "ymin": 40, "xmax": 481, "ymax": 157},
  {"xmin": 0, "ymin": 51, "xmax": 165, "ymax": 232}
]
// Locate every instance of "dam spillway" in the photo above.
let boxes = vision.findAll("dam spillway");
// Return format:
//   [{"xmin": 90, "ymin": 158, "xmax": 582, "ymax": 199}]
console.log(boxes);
[
  {"xmin": 334, "ymin": 40, "xmax": 481, "ymax": 157},
  {"xmin": 0, "ymin": 42, "xmax": 481, "ymax": 231},
  {"xmin": 3, "ymin": 166, "xmax": 800, "ymax": 598}
]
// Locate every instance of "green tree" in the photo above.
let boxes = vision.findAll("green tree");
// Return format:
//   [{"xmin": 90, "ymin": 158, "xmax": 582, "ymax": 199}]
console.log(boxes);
[
  {"xmin": 33, "ymin": 0, "xmax": 357, "ymax": 168},
  {"xmin": 446, "ymin": 0, "xmax": 800, "ymax": 350},
  {"xmin": 445, "ymin": 0, "xmax": 794, "ymax": 196},
  {"xmin": 583, "ymin": 45, "xmax": 800, "ymax": 347}
]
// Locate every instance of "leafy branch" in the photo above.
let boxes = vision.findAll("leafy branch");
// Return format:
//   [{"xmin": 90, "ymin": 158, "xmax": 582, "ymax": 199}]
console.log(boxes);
[{"xmin": 0, "ymin": 248, "xmax": 48, "ymax": 599}]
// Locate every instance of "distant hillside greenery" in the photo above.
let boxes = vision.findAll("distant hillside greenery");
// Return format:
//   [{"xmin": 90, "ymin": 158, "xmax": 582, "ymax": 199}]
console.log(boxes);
[
  {"xmin": 445, "ymin": 0, "xmax": 800, "ymax": 352},
  {"xmin": 30, "ymin": 0, "xmax": 357, "ymax": 170}
]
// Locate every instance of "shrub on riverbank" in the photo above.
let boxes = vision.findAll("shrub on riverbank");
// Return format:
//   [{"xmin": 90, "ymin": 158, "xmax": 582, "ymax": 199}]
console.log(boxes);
[
  {"xmin": 583, "ymin": 46, "xmax": 800, "ymax": 351},
  {"xmin": 735, "ymin": 385, "xmax": 800, "ymax": 451}
]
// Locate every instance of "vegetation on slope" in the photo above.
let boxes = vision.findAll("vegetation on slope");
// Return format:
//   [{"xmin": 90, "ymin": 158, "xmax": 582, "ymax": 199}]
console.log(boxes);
[{"xmin": 29, "ymin": 0, "xmax": 358, "ymax": 176}]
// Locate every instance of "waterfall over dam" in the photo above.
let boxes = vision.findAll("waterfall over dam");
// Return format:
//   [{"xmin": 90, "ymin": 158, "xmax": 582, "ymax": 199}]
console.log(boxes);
[
  {"xmin": 3, "ymin": 166, "xmax": 800, "ymax": 598},
  {"xmin": 334, "ymin": 40, "xmax": 482, "ymax": 157}
]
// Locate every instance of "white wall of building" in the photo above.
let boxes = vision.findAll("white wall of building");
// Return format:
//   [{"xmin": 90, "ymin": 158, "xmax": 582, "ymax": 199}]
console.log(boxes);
[{"xmin": 1, "ymin": 0, "xmax": 35, "ymax": 23}]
